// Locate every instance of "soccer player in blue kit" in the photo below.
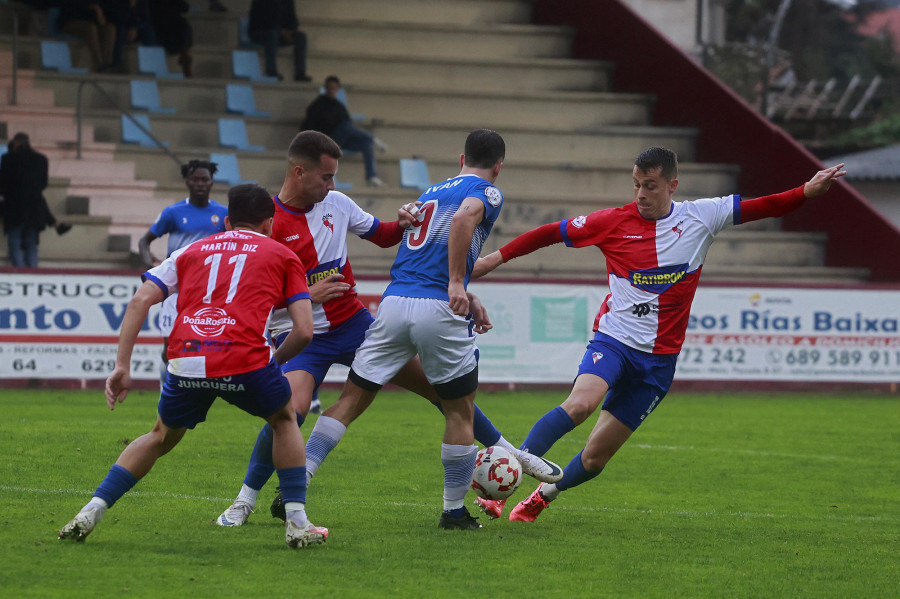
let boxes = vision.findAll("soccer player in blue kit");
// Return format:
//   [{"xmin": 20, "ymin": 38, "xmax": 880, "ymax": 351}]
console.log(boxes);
[
  {"xmin": 138, "ymin": 160, "xmax": 228, "ymax": 374},
  {"xmin": 327, "ymin": 129, "xmax": 540, "ymax": 530}
]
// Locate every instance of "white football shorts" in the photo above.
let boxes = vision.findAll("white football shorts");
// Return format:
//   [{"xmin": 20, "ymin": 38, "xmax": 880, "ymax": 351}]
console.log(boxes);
[{"xmin": 350, "ymin": 295, "xmax": 477, "ymax": 386}]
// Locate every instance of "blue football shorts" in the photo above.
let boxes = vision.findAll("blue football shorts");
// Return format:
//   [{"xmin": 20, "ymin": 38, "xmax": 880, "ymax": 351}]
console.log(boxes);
[
  {"xmin": 577, "ymin": 332, "xmax": 679, "ymax": 431},
  {"xmin": 275, "ymin": 308, "xmax": 374, "ymax": 386},
  {"xmin": 158, "ymin": 359, "xmax": 292, "ymax": 429}
]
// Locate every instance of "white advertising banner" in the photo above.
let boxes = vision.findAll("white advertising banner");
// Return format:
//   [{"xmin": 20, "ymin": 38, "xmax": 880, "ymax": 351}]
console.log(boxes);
[{"xmin": 1, "ymin": 272, "xmax": 898, "ymax": 384}]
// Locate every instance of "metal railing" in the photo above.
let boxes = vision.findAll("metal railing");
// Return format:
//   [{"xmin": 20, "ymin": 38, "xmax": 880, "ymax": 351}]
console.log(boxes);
[{"xmin": 76, "ymin": 79, "xmax": 182, "ymax": 168}]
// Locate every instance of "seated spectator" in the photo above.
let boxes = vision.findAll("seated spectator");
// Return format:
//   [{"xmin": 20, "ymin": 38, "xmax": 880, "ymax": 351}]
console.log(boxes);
[
  {"xmin": 300, "ymin": 76, "xmax": 386, "ymax": 187},
  {"xmin": 148, "ymin": 0, "xmax": 193, "ymax": 77},
  {"xmin": 247, "ymin": 0, "xmax": 311, "ymax": 82},
  {"xmin": 58, "ymin": 0, "xmax": 116, "ymax": 71}
]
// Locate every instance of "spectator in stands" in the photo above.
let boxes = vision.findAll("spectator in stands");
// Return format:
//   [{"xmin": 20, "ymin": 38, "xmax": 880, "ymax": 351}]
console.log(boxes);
[
  {"xmin": 148, "ymin": 0, "xmax": 194, "ymax": 77},
  {"xmin": 0, "ymin": 133, "xmax": 61, "ymax": 267},
  {"xmin": 207, "ymin": 0, "xmax": 227, "ymax": 12},
  {"xmin": 57, "ymin": 0, "xmax": 116, "ymax": 71},
  {"xmin": 247, "ymin": 0, "xmax": 311, "ymax": 82},
  {"xmin": 301, "ymin": 76, "xmax": 386, "ymax": 187}
]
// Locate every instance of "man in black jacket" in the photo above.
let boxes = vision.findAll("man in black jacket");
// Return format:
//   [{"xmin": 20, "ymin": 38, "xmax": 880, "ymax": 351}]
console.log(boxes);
[
  {"xmin": 300, "ymin": 76, "xmax": 385, "ymax": 186},
  {"xmin": 248, "ymin": 0, "xmax": 310, "ymax": 82},
  {"xmin": 0, "ymin": 133, "xmax": 50, "ymax": 267}
]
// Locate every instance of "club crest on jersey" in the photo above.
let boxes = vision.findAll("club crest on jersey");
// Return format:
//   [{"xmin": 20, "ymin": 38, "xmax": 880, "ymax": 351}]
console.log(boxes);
[
  {"xmin": 183, "ymin": 307, "xmax": 236, "ymax": 337},
  {"xmin": 592, "ymin": 351, "xmax": 603, "ymax": 363},
  {"xmin": 572, "ymin": 215, "xmax": 587, "ymax": 228},
  {"xmin": 629, "ymin": 263, "xmax": 689, "ymax": 293},
  {"xmin": 672, "ymin": 220, "xmax": 684, "ymax": 238},
  {"xmin": 322, "ymin": 213, "xmax": 334, "ymax": 233},
  {"xmin": 485, "ymin": 186, "xmax": 503, "ymax": 207},
  {"xmin": 211, "ymin": 214, "xmax": 221, "ymax": 225}
]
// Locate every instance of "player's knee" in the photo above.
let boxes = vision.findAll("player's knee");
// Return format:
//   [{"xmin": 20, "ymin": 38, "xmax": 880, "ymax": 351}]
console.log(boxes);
[
  {"xmin": 434, "ymin": 366, "xmax": 478, "ymax": 401},
  {"xmin": 580, "ymin": 449, "xmax": 609, "ymax": 472},
  {"xmin": 348, "ymin": 368, "xmax": 382, "ymax": 393}
]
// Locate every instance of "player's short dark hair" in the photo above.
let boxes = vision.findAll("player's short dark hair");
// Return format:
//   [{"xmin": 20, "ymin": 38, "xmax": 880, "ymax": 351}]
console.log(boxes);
[
  {"xmin": 634, "ymin": 147, "xmax": 678, "ymax": 180},
  {"xmin": 463, "ymin": 129, "xmax": 505, "ymax": 169},
  {"xmin": 324, "ymin": 75, "xmax": 340, "ymax": 86},
  {"xmin": 181, "ymin": 159, "xmax": 218, "ymax": 179},
  {"xmin": 227, "ymin": 184, "xmax": 274, "ymax": 227},
  {"xmin": 288, "ymin": 130, "xmax": 343, "ymax": 166}
]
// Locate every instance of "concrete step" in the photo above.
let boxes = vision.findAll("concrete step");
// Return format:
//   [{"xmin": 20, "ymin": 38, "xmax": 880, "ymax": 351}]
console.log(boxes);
[
  {"xmin": 293, "ymin": 0, "xmax": 534, "ymax": 25},
  {"xmin": 190, "ymin": 14, "xmax": 576, "ymax": 60},
  {"xmin": 0, "ymin": 83, "xmax": 54, "ymax": 106},
  {"xmin": 4, "ymin": 35, "xmax": 610, "ymax": 94}
]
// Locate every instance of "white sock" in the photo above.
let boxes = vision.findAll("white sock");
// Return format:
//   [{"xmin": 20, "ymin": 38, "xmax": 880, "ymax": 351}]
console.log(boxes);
[
  {"xmin": 441, "ymin": 443, "xmax": 477, "ymax": 511},
  {"xmin": 85, "ymin": 497, "xmax": 108, "ymax": 513},
  {"xmin": 237, "ymin": 484, "xmax": 259, "ymax": 507},
  {"xmin": 494, "ymin": 436, "xmax": 517, "ymax": 454},
  {"xmin": 540, "ymin": 483, "xmax": 560, "ymax": 501},
  {"xmin": 285, "ymin": 502, "xmax": 309, "ymax": 526},
  {"xmin": 305, "ymin": 416, "xmax": 347, "ymax": 482}
]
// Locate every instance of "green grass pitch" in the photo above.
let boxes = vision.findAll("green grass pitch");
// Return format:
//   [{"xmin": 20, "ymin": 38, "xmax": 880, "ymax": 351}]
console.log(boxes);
[{"xmin": 0, "ymin": 388, "xmax": 897, "ymax": 598}]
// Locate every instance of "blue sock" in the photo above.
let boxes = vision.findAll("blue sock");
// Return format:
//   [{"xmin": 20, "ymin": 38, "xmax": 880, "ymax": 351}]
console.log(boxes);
[
  {"xmin": 243, "ymin": 423, "xmax": 275, "ymax": 490},
  {"xmin": 94, "ymin": 464, "xmax": 139, "ymax": 507},
  {"xmin": 243, "ymin": 413, "xmax": 306, "ymax": 490},
  {"xmin": 473, "ymin": 404, "xmax": 501, "ymax": 447},
  {"xmin": 555, "ymin": 450, "xmax": 602, "ymax": 491},
  {"xmin": 276, "ymin": 466, "xmax": 307, "ymax": 504},
  {"xmin": 519, "ymin": 406, "xmax": 576, "ymax": 456},
  {"xmin": 432, "ymin": 402, "xmax": 501, "ymax": 447}
]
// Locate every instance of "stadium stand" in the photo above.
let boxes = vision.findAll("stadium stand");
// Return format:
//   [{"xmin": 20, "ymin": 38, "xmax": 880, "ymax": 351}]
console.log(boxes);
[{"xmin": 0, "ymin": 0, "xmax": 890, "ymax": 280}]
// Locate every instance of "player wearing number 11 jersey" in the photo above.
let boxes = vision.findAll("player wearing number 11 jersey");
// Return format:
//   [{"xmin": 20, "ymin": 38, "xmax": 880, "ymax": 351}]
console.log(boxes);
[
  {"xmin": 59, "ymin": 184, "xmax": 329, "ymax": 549},
  {"xmin": 472, "ymin": 147, "xmax": 847, "ymax": 522}
]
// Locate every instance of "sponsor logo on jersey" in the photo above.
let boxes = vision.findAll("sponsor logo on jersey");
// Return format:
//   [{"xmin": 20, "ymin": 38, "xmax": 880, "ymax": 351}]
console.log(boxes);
[
  {"xmin": 572, "ymin": 215, "xmax": 587, "ymax": 228},
  {"xmin": 182, "ymin": 339, "xmax": 234, "ymax": 353},
  {"xmin": 485, "ymin": 186, "xmax": 502, "ymax": 207},
  {"xmin": 307, "ymin": 259, "xmax": 342, "ymax": 285},
  {"xmin": 632, "ymin": 303, "xmax": 654, "ymax": 317},
  {"xmin": 322, "ymin": 213, "xmax": 334, "ymax": 233},
  {"xmin": 629, "ymin": 263, "xmax": 689, "ymax": 293},
  {"xmin": 176, "ymin": 379, "xmax": 246, "ymax": 391},
  {"xmin": 183, "ymin": 307, "xmax": 236, "ymax": 337},
  {"xmin": 284, "ymin": 234, "xmax": 300, "ymax": 242}
]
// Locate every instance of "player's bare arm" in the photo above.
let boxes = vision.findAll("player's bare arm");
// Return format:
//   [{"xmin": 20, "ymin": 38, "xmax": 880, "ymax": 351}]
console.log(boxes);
[
  {"xmin": 447, "ymin": 197, "xmax": 485, "ymax": 316},
  {"xmin": 803, "ymin": 164, "xmax": 846, "ymax": 197},
  {"xmin": 472, "ymin": 251, "xmax": 503, "ymax": 279},
  {"xmin": 106, "ymin": 280, "xmax": 165, "ymax": 410},
  {"xmin": 308, "ymin": 274, "xmax": 350, "ymax": 304},
  {"xmin": 273, "ymin": 299, "xmax": 314, "ymax": 365},
  {"xmin": 137, "ymin": 231, "xmax": 160, "ymax": 268}
]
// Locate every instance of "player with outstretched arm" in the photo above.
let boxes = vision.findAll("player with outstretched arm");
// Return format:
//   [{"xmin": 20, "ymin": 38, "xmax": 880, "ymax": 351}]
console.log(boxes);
[{"xmin": 471, "ymin": 147, "xmax": 846, "ymax": 522}]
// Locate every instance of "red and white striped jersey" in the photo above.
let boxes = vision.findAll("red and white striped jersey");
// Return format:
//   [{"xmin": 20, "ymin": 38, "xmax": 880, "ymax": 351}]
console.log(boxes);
[
  {"xmin": 268, "ymin": 191, "xmax": 380, "ymax": 335},
  {"xmin": 562, "ymin": 196, "xmax": 739, "ymax": 354},
  {"xmin": 144, "ymin": 229, "xmax": 310, "ymax": 378}
]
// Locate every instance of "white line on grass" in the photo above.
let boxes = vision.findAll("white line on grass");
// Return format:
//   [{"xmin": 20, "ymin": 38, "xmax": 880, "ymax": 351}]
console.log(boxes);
[
  {"xmin": 632, "ymin": 443, "xmax": 840, "ymax": 462},
  {"xmin": 3, "ymin": 485, "xmax": 894, "ymax": 523}
]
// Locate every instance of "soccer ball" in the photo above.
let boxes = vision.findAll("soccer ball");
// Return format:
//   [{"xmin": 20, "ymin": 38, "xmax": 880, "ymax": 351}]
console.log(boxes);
[{"xmin": 471, "ymin": 446, "xmax": 521, "ymax": 501}]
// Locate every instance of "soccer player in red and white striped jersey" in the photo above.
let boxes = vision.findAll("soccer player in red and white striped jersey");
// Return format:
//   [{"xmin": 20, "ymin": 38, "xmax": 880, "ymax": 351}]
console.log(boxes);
[{"xmin": 471, "ymin": 147, "xmax": 846, "ymax": 522}]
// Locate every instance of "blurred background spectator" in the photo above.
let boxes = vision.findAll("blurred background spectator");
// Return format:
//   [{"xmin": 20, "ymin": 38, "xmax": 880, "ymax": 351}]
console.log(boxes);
[{"xmin": 247, "ymin": 0, "xmax": 311, "ymax": 82}]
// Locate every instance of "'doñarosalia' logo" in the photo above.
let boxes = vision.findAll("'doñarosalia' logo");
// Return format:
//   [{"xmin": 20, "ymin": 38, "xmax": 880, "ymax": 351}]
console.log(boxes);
[{"xmin": 183, "ymin": 307, "xmax": 236, "ymax": 337}]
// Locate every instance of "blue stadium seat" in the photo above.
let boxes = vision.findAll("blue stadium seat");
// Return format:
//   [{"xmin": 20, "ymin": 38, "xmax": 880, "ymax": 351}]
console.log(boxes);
[
  {"xmin": 333, "ymin": 176, "xmax": 353, "ymax": 191},
  {"xmin": 40, "ymin": 41, "xmax": 87, "ymax": 74},
  {"xmin": 121, "ymin": 113, "xmax": 167, "ymax": 148},
  {"xmin": 210, "ymin": 152, "xmax": 256, "ymax": 185},
  {"xmin": 232, "ymin": 50, "xmax": 278, "ymax": 83},
  {"xmin": 137, "ymin": 46, "xmax": 184, "ymax": 79},
  {"xmin": 225, "ymin": 84, "xmax": 271, "ymax": 118},
  {"xmin": 399, "ymin": 159, "xmax": 431, "ymax": 191},
  {"xmin": 218, "ymin": 118, "xmax": 265, "ymax": 152},
  {"xmin": 130, "ymin": 80, "xmax": 176, "ymax": 114}
]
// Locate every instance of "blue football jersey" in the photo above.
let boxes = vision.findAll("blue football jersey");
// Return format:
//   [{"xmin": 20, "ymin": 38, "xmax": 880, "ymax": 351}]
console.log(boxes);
[
  {"xmin": 384, "ymin": 174, "xmax": 504, "ymax": 301},
  {"xmin": 149, "ymin": 198, "xmax": 228, "ymax": 257}
]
